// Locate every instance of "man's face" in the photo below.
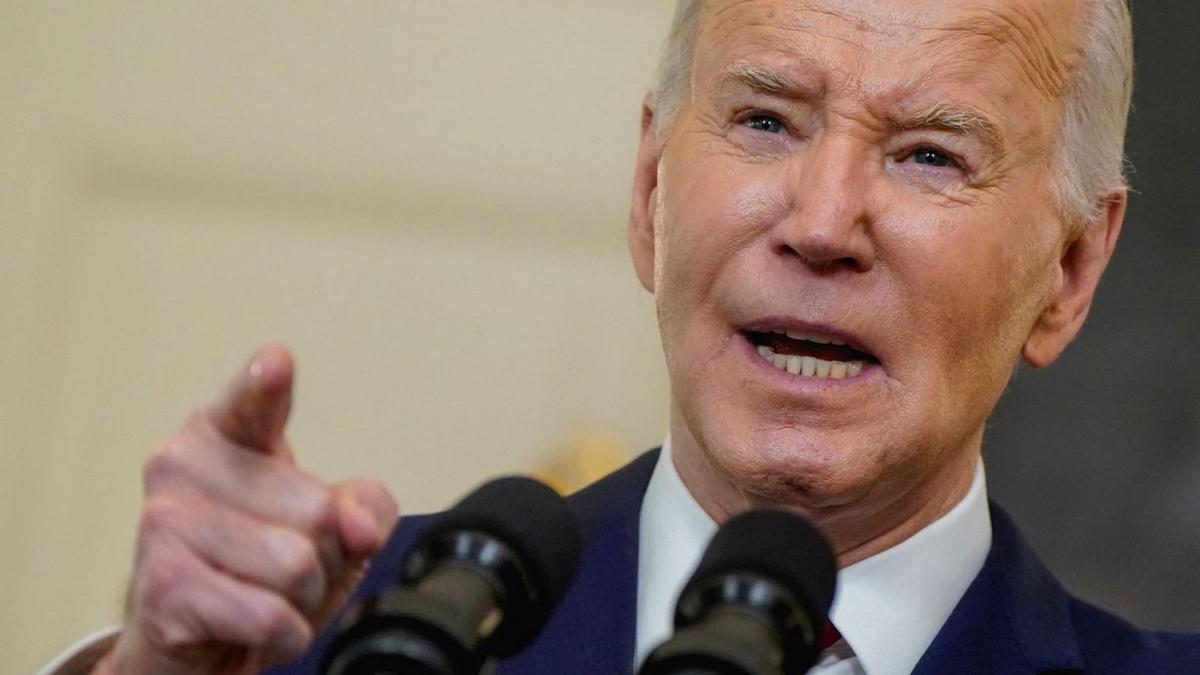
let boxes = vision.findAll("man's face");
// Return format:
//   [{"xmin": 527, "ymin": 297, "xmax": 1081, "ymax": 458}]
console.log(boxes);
[{"xmin": 632, "ymin": 0, "xmax": 1090, "ymax": 515}]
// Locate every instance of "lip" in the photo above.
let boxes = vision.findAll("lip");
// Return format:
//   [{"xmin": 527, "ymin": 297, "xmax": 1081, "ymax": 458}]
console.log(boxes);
[
  {"xmin": 737, "ymin": 316, "xmax": 881, "ymax": 362},
  {"xmin": 734, "ymin": 332, "xmax": 887, "ymax": 389}
]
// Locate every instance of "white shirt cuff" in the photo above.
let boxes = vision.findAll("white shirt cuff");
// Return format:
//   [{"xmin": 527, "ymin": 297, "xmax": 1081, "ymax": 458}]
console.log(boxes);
[{"xmin": 36, "ymin": 627, "xmax": 120, "ymax": 675}]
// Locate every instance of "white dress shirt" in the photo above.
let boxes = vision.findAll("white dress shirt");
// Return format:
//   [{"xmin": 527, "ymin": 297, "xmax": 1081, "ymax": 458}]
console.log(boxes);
[{"xmin": 635, "ymin": 439, "xmax": 992, "ymax": 675}]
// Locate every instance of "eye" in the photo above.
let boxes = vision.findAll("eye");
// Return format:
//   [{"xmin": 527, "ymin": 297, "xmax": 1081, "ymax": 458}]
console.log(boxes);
[
  {"xmin": 741, "ymin": 114, "xmax": 786, "ymax": 134},
  {"xmin": 908, "ymin": 146, "xmax": 954, "ymax": 168}
]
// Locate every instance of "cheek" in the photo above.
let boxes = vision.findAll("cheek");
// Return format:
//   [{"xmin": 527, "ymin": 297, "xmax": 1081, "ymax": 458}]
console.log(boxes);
[
  {"xmin": 658, "ymin": 161, "xmax": 790, "ymax": 309},
  {"xmin": 883, "ymin": 206, "xmax": 1053, "ymax": 381}
]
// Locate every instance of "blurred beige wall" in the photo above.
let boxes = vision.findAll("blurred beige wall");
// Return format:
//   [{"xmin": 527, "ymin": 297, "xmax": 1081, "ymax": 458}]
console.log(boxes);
[{"xmin": 0, "ymin": 2, "xmax": 676, "ymax": 671}]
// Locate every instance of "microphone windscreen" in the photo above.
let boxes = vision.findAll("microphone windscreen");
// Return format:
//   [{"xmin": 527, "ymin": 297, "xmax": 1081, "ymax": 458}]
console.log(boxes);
[
  {"xmin": 686, "ymin": 508, "xmax": 837, "ymax": 624},
  {"xmin": 422, "ymin": 475, "xmax": 584, "ymax": 619}
]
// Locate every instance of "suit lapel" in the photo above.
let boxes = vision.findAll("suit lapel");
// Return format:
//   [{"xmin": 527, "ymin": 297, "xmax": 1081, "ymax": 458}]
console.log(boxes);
[
  {"xmin": 913, "ymin": 503, "xmax": 1085, "ymax": 675},
  {"xmin": 495, "ymin": 449, "xmax": 661, "ymax": 675}
]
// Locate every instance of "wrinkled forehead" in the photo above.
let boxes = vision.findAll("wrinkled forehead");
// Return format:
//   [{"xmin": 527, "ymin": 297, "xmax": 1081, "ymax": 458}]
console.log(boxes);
[{"xmin": 696, "ymin": 0, "xmax": 1081, "ymax": 102}]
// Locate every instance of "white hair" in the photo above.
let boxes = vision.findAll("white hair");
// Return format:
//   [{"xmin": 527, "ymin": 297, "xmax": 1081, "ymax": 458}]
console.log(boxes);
[{"xmin": 651, "ymin": 0, "xmax": 1134, "ymax": 227}]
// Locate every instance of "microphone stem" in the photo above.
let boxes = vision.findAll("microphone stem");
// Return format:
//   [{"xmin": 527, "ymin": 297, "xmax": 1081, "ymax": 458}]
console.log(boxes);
[{"xmin": 416, "ymin": 566, "xmax": 504, "ymax": 645}]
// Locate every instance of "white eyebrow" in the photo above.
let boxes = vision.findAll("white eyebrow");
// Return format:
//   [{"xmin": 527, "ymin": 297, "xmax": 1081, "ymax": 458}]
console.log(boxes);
[
  {"xmin": 891, "ymin": 102, "xmax": 1006, "ymax": 154},
  {"xmin": 714, "ymin": 61, "xmax": 824, "ymax": 101}
]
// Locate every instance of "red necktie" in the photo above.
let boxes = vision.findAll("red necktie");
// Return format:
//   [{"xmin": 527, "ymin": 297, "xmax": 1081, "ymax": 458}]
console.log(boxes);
[{"xmin": 821, "ymin": 622, "xmax": 843, "ymax": 650}]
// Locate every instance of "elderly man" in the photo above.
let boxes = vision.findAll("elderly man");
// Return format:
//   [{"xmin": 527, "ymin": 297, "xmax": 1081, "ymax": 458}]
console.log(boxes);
[{"xmin": 48, "ymin": 0, "xmax": 1200, "ymax": 674}]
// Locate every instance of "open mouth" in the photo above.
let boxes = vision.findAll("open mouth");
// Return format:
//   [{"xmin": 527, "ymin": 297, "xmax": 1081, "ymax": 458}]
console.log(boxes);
[{"xmin": 743, "ymin": 328, "xmax": 879, "ymax": 380}]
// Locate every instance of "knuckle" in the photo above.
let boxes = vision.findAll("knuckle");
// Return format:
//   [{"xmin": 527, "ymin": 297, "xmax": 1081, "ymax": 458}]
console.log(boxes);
[
  {"xmin": 143, "ymin": 428, "xmax": 205, "ymax": 493},
  {"xmin": 257, "ymin": 598, "xmax": 293, "ymax": 637},
  {"xmin": 151, "ymin": 614, "xmax": 201, "ymax": 655},
  {"xmin": 247, "ymin": 594, "xmax": 304, "ymax": 647},
  {"xmin": 137, "ymin": 496, "xmax": 180, "ymax": 541},
  {"xmin": 276, "ymin": 534, "xmax": 323, "ymax": 596},
  {"xmin": 135, "ymin": 549, "xmax": 187, "ymax": 616},
  {"xmin": 299, "ymin": 488, "xmax": 339, "ymax": 534},
  {"xmin": 142, "ymin": 446, "xmax": 183, "ymax": 493},
  {"xmin": 279, "ymin": 623, "xmax": 315, "ymax": 662},
  {"xmin": 144, "ymin": 584, "xmax": 222, "ymax": 658}
]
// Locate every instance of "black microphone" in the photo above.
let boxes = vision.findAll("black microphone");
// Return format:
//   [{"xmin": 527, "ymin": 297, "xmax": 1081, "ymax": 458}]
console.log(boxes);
[
  {"xmin": 322, "ymin": 476, "xmax": 584, "ymax": 675},
  {"xmin": 639, "ymin": 509, "xmax": 837, "ymax": 675}
]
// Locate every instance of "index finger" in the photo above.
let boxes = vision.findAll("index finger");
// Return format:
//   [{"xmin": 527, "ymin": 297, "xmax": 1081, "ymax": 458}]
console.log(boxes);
[{"xmin": 209, "ymin": 344, "xmax": 296, "ymax": 453}]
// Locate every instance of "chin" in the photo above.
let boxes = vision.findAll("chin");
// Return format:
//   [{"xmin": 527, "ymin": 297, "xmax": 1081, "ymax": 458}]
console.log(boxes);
[{"xmin": 695, "ymin": 417, "xmax": 883, "ymax": 510}]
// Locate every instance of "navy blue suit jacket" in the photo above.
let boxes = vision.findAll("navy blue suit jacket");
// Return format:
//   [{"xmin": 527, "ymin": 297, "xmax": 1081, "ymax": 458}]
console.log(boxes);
[{"xmin": 270, "ymin": 449, "xmax": 1200, "ymax": 674}]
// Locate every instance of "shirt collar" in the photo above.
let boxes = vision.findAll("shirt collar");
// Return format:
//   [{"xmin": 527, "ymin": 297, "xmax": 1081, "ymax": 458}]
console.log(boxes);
[
  {"xmin": 830, "ymin": 459, "xmax": 992, "ymax": 675},
  {"xmin": 635, "ymin": 438, "xmax": 992, "ymax": 675}
]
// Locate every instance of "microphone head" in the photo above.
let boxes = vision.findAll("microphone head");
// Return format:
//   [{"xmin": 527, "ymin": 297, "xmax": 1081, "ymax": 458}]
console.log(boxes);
[
  {"xmin": 406, "ymin": 476, "xmax": 584, "ymax": 657},
  {"xmin": 684, "ymin": 508, "xmax": 836, "ymax": 623},
  {"xmin": 667, "ymin": 508, "xmax": 837, "ymax": 674}
]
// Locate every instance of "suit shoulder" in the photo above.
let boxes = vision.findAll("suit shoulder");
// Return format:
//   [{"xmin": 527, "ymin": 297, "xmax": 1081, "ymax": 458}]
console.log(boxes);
[
  {"xmin": 565, "ymin": 448, "xmax": 660, "ymax": 533},
  {"xmin": 1069, "ymin": 597, "xmax": 1200, "ymax": 673}
]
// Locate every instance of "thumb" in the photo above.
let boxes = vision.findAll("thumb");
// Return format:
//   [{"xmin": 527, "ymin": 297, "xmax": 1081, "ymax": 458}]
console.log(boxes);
[
  {"xmin": 314, "ymin": 479, "xmax": 400, "ymax": 627},
  {"xmin": 209, "ymin": 344, "xmax": 295, "ymax": 453},
  {"xmin": 333, "ymin": 478, "xmax": 400, "ymax": 559}
]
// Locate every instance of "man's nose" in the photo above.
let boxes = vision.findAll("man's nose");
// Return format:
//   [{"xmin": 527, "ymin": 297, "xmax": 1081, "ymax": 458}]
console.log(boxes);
[{"xmin": 772, "ymin": 134, "xmax": 878, "ymax": 273}]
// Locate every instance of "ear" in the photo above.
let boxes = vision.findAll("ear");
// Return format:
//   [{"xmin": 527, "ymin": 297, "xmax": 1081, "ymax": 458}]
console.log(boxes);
[
  {"xmin": 628, "ymin": 93, "xmax": 662, "ymax": 294},
  {"xmin": 1022, "ymin": 191, "xmax": 1127, "ymax": 368}
]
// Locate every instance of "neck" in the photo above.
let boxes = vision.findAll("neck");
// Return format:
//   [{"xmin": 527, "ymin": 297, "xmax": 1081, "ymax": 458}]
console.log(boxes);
[{"xmin": 669, "ymin": 414, "xmax": 981, "ymax": 568}]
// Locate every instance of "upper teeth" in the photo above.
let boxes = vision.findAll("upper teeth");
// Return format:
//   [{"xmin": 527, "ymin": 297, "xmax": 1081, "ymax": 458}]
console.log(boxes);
[
  {"xmin": 772, "ymin": 329, "xmax": 845, "ymax": 346},
  {"xmin": 757, "ymin": 344, "xmax": 864, "ymax": 379}
]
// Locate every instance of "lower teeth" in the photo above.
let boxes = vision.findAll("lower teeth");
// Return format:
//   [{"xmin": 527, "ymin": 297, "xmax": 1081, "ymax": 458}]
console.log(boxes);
[{"xmin": 757, "ymin": 345, "xmax": 863, "ymax": 379}]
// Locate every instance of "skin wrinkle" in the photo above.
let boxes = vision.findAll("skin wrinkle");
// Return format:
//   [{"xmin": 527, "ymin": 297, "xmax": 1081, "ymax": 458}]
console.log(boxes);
[
  {"xmin": 713, "ymin": 63, "xmax": 1010, "ymax": 193},
  {"xmin": 698, "ymin": 1, "xmax": 1074, "ymax": 159},
  {"xmin": 699, "ymin": 9, "xmax": 1046, "ymax": 194},
  {"xmin": 709, "ymin": 77, "xmax": 1006, "ymax": 200},
  {"xmin": 703, "ymin": 0, "xmax": 1079, "ymax": 94},
  {"xmin": 707, "ymin": 4, "xmax": 884, "ymax": 71},
  {"xmin": 923, "ymin": 4, "xmax": 1082, "ymax": 102},
  {"xmin": 681, "ymin": 1, "xmax": 1108, "ymax": 230}
]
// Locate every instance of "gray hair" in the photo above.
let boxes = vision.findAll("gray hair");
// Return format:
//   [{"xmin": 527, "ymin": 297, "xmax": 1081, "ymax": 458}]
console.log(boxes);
[{"xmin": 651, "ymin": 0, "xmax": 1134, "ymax": 227}]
